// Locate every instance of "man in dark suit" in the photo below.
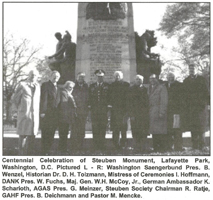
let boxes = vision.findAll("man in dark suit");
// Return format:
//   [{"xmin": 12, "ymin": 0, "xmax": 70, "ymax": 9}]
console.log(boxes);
[
  {"xmin": 72, "ymin": 72, "xmax": 89, "ymax": 150},
  {"xmin": 109, "ymin": 71, "xmax": 129, "ymax": 149},
  {"xmin": 182, "ymin": 63, "xmax": 209, "ymax": 150},
  {"xmin": 88, "ymin": 70, "xmax": 110, "ymax": 150},
  {"xmin": 40, "ymin": 71, "xmax": 61, "ymax": 155},
  {"xmin": 165, "ymin": 73, "xmax": 183, "ymax": 151},
  {"xmin": 128, "ymin": 75, "xmax": 149, "ymax": 152}
]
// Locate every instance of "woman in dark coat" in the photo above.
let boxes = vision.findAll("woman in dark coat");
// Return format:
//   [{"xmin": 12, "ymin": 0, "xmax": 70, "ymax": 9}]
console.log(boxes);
[
  {"xmin": 72, "ymin": 72, "xmax": 89, "ymax": 150},
  {"xmin": 128, "ymin": 75, "xmax": 149, "ymax": 152},
  {"xmin": 58, "ymin": 81, "xmax": 76, "ymax": 154}
]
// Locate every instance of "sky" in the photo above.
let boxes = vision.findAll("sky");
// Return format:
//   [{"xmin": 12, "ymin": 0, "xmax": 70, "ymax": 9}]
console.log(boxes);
[{"xmin": 3, "ymin": 2, "xmax": 172, "ymax": 58}]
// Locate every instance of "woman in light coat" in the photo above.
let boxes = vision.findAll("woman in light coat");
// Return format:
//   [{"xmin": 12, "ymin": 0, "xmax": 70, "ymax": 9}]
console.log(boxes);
[
  {"xmin": 12, "ymin": 69, "xmax": 40, "ymax": 155},
  {"xmin": 148, "ymin": 74, "xmax": 168, "ymax": 152}
]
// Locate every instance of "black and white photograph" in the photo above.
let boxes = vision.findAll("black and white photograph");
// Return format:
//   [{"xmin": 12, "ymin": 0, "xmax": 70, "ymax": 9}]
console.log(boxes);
[
  {"xmin": 1, "ymin": 2, "xmax": 212, "ymax": 199},
  {"xmin": 2, "ymin": 2, "xmax": 210, "ymax": 156}
]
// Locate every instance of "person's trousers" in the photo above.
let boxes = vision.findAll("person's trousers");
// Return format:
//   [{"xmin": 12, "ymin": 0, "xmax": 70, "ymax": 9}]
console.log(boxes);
[
  {"xmin": 167, "ymin": 129, "xmax": 183, "ymax": 151},
  {"xmin": 58, "ymin": 122, "xmax": 69, "ymax": 152},
  {"xmin": 41, "ymin": 125, "xmax": 57, "ymax": 155},
  {"xmin": 132, "ymin": 130, "xmax": 147, "ymax": 151},
  {"xmin": 152, "ymin": 134, "xmax": 168, "ymax": 152},
  {"xmin": 131, "ymin": 118, "xmax": 149, "ymax": 151},
  {"xmin": 91, "ymin": 112, "xmax": 107, "ymax": 150},
  {"xmin": 111, "ymin": 111, "xmax": 128, "ymax": 148},
  {"xmin": 18, "ymin": 135, "xmax": 35, "ymax": 156},
  {"xmin": 191, "ymin": 130, "xmax": 205, "ymax": 150},
  {"xmin": 70, "ymin": 116, "xmax": 86, "ymax": 150},
  {"xmin": 112, "ymin": 123, "xmax": 127, "ymax": 148},
  {"xmin": 92, "ymin": 123, "xmax": 107, "ymax": 149}
]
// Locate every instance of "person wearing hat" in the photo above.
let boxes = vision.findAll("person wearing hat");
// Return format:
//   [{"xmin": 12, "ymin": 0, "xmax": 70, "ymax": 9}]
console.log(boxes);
[
  {"xmin": 182, "ymin": 63, "xmax": 209, "ymax": 150},
  {"xmin": 108, "ymin": 71, "xmax": 130, "ymax": 149},
  {"xmin": 128, "ymin": 75, "xmax": 149, "ymax": 152},
  {"xmin": 12, "ymin": 69, "xmax": 41, "ymax": 155},
  {"xmin": 165, "ymin": 72, "xmax": 183, "ymax": 151},
  {"xmin": 88, "ymin": 69, "xmax": 110, "ymax": 150},
  {"xmin": 72, "ymin": 72, "xmax": 89, "ymax": 150},
  {"xmin": 148, "ymin": 74, "xmax": 168, "ymax": 152}
]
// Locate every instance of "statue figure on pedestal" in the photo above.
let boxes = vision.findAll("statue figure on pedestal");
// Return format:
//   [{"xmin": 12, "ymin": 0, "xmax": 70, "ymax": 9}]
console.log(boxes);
[
  {"xmin": 47, "ymin": 31, "xmax": 76, "ymax": 83},
  {"xmin": 54, "ymin": 32, "xmax": 64, "ymax": 60},
  {"xmin": 135, "ymin": 30, "xmax": 162, "ymax": 83},
  {"xmin": 86, "ymin": 2, "xmax": 127, "ymax": 20},
  {"xmin": 46, "ymin": 32, "xmax": 64, "ymax": 73}
]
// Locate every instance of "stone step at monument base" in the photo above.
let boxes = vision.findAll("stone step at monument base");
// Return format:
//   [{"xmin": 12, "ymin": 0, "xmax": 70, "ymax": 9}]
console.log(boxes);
[{"xmin": 3, "ymin": 131, "xmax": 210, "ymax": 156}]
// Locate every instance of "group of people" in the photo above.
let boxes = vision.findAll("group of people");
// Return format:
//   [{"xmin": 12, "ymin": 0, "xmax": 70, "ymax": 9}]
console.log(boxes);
[{"xmin": 12, "ymin": 63, "xmax": 209, "ymax": 155}]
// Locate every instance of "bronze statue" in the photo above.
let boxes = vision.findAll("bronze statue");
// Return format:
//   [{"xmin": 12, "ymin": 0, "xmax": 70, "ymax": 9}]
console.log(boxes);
[
  {"xmin": 135, "ymin": 30, "xmax": 162, "ymax": 83},
  {"xmin": 47, "ymin": 31, "xmax": 76, "ymax": 83},
  {"xmin": 86, "ymin": 3, "xmax": 126, "ymax": 20},
  {"xmin": 49, "ymin": 31, "xmax": 76, "ymax": 64},
  {"xmin": 54, "ymin": 32, "xmax": 64, "ymax": 60},
  {"xmin": 46, "ymin": 32, "xmax": 64, "ymax": 73}
]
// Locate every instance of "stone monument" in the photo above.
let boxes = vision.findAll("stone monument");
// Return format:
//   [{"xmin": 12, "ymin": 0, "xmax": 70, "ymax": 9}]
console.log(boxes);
[{"xmin": 76, "ymin": 3, "xmax": 136, "ymax": 83}]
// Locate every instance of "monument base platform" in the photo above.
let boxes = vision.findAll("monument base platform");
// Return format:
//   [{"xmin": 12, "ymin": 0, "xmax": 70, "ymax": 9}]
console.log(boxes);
[{"xmin": 3, "ymin": 130, "xmax": 210, "ymax": 156}]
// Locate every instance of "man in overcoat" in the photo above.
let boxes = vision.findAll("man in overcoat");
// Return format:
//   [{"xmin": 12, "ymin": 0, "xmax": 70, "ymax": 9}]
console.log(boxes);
[
  {"xmin": 12, "ymin": 69, "xmax": 40, "ymax": 155},
  {"xmin": 148, "ymin": 74, "xmax": 168, "ymax": 152},
  {"xmin": 72, "ymin": 72, "xmax": 89, "ymax": 150},
  {"xmin": 109, "ymin": 71, "xmax": 130, "ymax": 149},
  {"xmin": 165, "ymin": 73, "xmax": 183, "ymax": 151},
  {"xmin": 128, "ymin": 75, "xmax": 149, "ymax": 152},
  {"xmin": 40, "ymin": 71, "xmax": 61, "ymax": 155},
  {"xmin": 88, "ymin": 70, "xmax": 110, "ymax": 150},
  {"xmin": 182, "ymin": 63, "xmax": 209, "ymax": 150}
]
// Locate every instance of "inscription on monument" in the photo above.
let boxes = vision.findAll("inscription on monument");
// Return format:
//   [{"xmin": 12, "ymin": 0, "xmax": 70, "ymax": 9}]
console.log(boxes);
[
  {"xmin": 76, "ymin": 3, "xmax": 136, "ymax": 83},
  {"xmin": 82, "ymin": 21, "xmax": 128, "ymax": 82}
]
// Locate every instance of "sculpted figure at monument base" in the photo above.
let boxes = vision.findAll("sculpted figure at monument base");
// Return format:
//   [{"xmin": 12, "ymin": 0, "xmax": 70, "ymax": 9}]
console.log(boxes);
[
  {"xmin": 58, "ymin": 60, "xmax": 75, "ymax": 84},
  {"xmin": 46, "ymin": 31, "xmax": 76, "ymax": 84},
  {"xmin": 137, "ymin": 56, "xmax": 162, "ymax": 84},
  {"xmin": 135, "ymin": 30, "xmax": 162, "ymax": 84}
]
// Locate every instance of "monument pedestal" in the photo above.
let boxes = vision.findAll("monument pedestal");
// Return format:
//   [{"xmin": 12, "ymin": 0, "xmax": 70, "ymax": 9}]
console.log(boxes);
[
  {"xmin": 58, "ymin": 60, "xmax": 75, "ymax": 84},
  {"xmin": 76, "ymin": 3, "xmax": 136, "ymax": 83}
]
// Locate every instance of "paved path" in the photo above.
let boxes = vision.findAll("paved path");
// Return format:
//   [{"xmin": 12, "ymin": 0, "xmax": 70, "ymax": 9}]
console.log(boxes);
[{"xmin": 3, "ymin": 128, "xmax": 210, "ymax": 139}]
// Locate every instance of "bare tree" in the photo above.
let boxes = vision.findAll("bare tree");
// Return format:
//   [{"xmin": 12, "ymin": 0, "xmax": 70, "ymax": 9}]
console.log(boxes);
[
  {"xmin": 36, "ymin": 59, "xmax": 52, "ymax": 84},
  {"xmin": 3, "ymin": 34, "xmax": 41, "ymax": 121}
]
